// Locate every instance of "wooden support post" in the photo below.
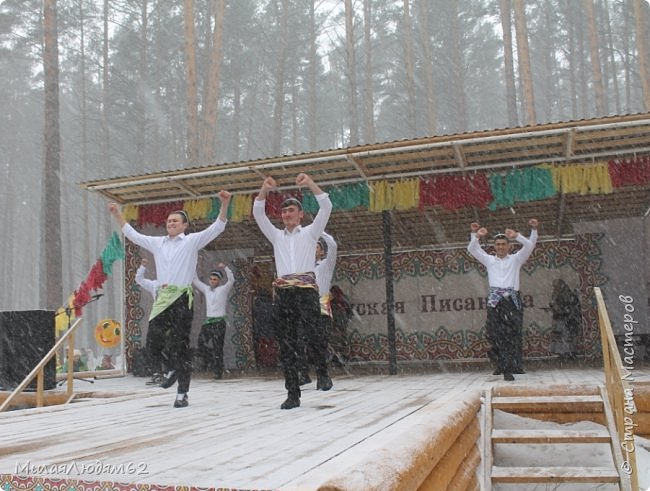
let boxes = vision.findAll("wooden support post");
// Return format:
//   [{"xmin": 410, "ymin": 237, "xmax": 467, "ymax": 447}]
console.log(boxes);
[{"xmin": 382, "ymin": 211, "xmax": 397, "ymax": 375}]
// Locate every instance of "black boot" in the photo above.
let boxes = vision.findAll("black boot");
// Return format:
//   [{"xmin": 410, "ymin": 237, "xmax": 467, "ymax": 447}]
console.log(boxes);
[
  {"xmin": 299, "ymin": 372, "xmax": 312, "ymax": 386},
  {"xmin": 281, "ymin": 395, "xmax": 300, "ymax": 409},
  {"xmin": 160, "ymin": 370, "xmax": 178, "ymax": 389},
  {"xmin": 316, "ymin": 374, "xmax": 333, "ymax": 391},
  {"xmin": 173, "ymin": 393, "xmax": 189, "ymax": 408}
]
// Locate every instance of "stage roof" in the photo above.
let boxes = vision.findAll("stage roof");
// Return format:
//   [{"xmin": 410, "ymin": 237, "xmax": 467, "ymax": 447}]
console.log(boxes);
[{"xmin": 82, "ymin": 113, "xmax": 650, "ymax": 255}]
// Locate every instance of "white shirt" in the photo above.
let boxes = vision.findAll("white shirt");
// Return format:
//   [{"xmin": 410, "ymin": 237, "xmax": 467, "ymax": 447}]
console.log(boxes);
[
  {"xmin": 467, "ymin": 229, "xmax": 537, "ymax": 290},
  {"xmin": 122, "ymin": 218, "xmax": 227, "ymax": 287},
  {"xmin": 193, "ymin": 266, "xmax": 235, "ymax": 318},
  {"xmin": 253, "ymin": 194, "xmax": 332, "ymax": 276},
  {"xmin": 315, "ymin": 232, "xmax": 337, "ymax": 296},
  {"xmin": 135, "ymin": 265, "xmax": 159, "ymax": 299}
]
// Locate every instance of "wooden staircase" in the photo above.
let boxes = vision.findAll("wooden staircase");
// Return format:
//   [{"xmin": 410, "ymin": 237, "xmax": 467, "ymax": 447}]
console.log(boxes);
[{"xmin": 483, "ymin": 384, "xmax": 627, "ymax": 490}]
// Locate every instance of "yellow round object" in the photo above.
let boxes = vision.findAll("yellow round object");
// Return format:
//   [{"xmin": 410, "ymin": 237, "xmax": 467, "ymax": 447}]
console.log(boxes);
[
  {"xmin": 94, "ymin": 319, "xmax": 121, "ymax": 348},
  {"xmin": 55, "ymin": 295, "xmax": 77, "ymax": 336}
]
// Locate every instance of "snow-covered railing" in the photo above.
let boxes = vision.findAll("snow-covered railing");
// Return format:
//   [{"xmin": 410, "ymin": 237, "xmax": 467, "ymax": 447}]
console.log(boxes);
[{"xmin": 594, "ymin": 287, "xmax": 639, "ymax": 491}]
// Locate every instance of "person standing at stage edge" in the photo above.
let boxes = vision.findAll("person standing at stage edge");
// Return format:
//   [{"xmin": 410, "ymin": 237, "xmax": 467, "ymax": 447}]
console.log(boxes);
[
  {"xmin": 467, "ymin": 218, "xmax": 538, "ymax": 381},
  {"xmin": 253, "ymin": 173, "xmax": 332, "ymax": 409},
  {"xmin": 108, "ymin": 190, "xmax": 231, "ymax": 408}
]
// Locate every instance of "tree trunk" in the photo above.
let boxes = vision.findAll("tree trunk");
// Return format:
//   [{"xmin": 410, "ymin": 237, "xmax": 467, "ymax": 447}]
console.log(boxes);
[
  {"xmin": 136, "ymin": 0, "xmax": 148, "ymax": 163},
  {"xmin": 416, "ymin": 0, "xmax": 436, "ymax": 135},
  {"xmin": 344, "ymin": 0, "xmax": 359, "ymax": 145},
  {"xmin": 499, "ymin": 0, "xmax": 518, "ymax": 126},
  {"xmin": 272, "ymin": 0, "xmax": 289, "ymax": 155},
  {"xmin": 43, "ymin": 0, "xmax": 63, "ymax": 310},
  {"xmin": 513, "ymin": 0, "xmax": 536, "ymax": 124},
  {"xmin": 307, "ymin": 0, "xmax": 318, "ymax": 149},
  {"xmin": 540, "ymin": 0, "xmax": 556, "ymax": 121},
  {"xmin": 79, "ymin": 0, "xmax": 90, "ymax": 271},
  {"xmin": 102, "ymin": 0, "xmax": 115, "ymax": 317},
  {"xmin": 622, "ymin": 0, "xmax": 632, "ymax": 112},
  {"xmin": 200, "ymin": 0, "xmax": 226, "ymax": 163},
  {"xmin": 183, "ymin": 0, "xmax": 199, "ymax": 165},
  {"xmin": 564, "ymin": 0, "xmax": 578, "ymax": 119},
  {"xmin": 583, "ymin": 0, "xmax": 607, "ymax": 114},
  {"xmin": 601, "ymin": 0, "xmax": 620, "ymax": 113},
  {"xmin": 633, "ymin": 0, "xmax": 650, "ymax": 110},
  {"xmin": 402, "ymin": 0, "xmax": 417, "ymax": 135},
  {"xmin": 363, "ymin": 0, "xmax": 375, "ymax": 142},
  {"xmin": 102, "ymin": 0, "xmax": 110, "ymax": 167},
  {"xmin": 449, "ymin": 1, "xmax": 467, "ymax": 131},
  {"xmin": 231, "ymin": 55, "xmax": 242, "ymax": 162}
]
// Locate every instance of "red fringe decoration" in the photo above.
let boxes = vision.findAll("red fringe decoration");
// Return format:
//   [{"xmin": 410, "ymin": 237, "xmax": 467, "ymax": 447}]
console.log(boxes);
[
  {"xmin": 608, "ymin": 156, "xmax": 650, "ymax": 187},
  {"xmin": 137, "ymin": 201, "xmax": 184, "ymax": 227},
  {"xmin": 265, "ymin": 191, "xmax": 303, "ymax": 219},
  {"xmin": 73, "ymin": 260, "xmax": 109, "ymax": 316},
  {"xmin": 419, "ymin": 174, "xmax": 493, "ymax": 211},
  {"xmin": 86, "ymin": 259, "xmax": 109, "ymax": 290}
]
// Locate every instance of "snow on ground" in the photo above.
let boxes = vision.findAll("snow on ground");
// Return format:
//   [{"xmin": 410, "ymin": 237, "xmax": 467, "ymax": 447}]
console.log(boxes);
[{"xmin": 492, "ymin": 409, "xmax": 650, "ymax": 491}]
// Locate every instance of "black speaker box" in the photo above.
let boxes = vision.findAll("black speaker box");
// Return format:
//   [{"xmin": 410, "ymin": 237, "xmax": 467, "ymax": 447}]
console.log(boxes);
[{"xmin": 0, "ymin": 310, "xmax": 56, "ymax": 391}]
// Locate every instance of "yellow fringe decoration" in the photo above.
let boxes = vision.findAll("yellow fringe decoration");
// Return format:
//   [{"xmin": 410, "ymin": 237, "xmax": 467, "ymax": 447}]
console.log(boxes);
[
  {"xmin": 548, "ymin": 162, "xmax": 613, "ymax": 195},
  {"xmin": 183, "ymin": 199, "xmax": 213, "ymax": 222},
  {"xmin": 230, "ymin": 194, "xmax": 252, "ymax": 222},
  {"xmin": 369, "ymin": 179, "xmax": 419, "ymax": 212},
  {"xmin": 122, "ymin": 204, "xmax": 139, "ymax": 223}
]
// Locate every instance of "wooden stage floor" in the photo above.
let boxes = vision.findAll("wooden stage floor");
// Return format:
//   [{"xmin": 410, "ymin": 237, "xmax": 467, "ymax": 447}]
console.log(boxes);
[{"xmin": 0, "ymin": 365, "xmax": 646, "ymax": 490}]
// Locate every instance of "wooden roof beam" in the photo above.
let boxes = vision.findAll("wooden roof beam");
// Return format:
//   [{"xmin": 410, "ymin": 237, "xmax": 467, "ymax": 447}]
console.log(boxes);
[
  {"xmin": 453, "ymin": 143, "xmax": 467, "ymax": 169},
  {"xmin": 564, "ymin": 128, "xmax": 577, "ymax": 159},
  {"xmin": 345, "ymin": 154, "xmax": 368, "ymax": 180},
  {"xmin": 171, "ymin": 178, "xmax": 199, "ymax": 198},
  {"xmin": 556, "ymin": 190, "xmax": 566, "ymax": 240}
]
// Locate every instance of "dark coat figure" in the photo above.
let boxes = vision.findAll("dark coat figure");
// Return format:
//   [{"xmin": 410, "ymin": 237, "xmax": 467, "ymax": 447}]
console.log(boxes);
[
  {"xmin": 252, "ymin": 288, "xmax": 278, "ymax": 369},
  {"xmin": 329, "ymin": 285, "xmax": 352, "ymax": 365},
  {"xmin": 549, "ymin": 279, "xmax": 582, "ymax": 359}
]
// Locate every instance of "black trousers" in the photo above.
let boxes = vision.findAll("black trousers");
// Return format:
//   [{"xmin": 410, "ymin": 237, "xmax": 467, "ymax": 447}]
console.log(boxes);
[
  {"xmin": 273, "ymin": 287, "xmax": 321, "ymax": 398},
  {"xmin": 145, "ymin": 320, "xmax": 166, "ymax": 375},
  {"xmin": 197, "ymin": 319, "xmax": 226, "ymax": 377},
  {"xmin": 297, "ymin": 313, "xmax": 331, "ymax": 378},
  {"xmin": 485, "ymin": 297, "xmax": 523, "ymax": 375},
  {"xmin": 148, "ymin": 293, "xmax": 193, "ymax": 393}
]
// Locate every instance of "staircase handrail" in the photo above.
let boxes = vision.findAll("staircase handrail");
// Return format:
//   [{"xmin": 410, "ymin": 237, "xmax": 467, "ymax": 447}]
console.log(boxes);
[{"xmin": 594, "ymin": 287, "xmax": 639, "ymax": 491}]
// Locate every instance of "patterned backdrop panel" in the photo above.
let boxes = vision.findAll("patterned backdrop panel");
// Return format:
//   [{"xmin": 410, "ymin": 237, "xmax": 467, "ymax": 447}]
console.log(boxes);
[{"xmin": 123, "ymin": 234, "xmax": 605, "ymax": 368}]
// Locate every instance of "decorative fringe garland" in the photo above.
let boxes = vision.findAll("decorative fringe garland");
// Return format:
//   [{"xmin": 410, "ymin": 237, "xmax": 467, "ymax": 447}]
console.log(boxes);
[
  {"xmin": 183, "ymin": 199, "xmax": 212, "ymax": 222},
  {"xmin": 369, "ymin": 179, "xmax": 419, "ymax": 212},
  {"xmin": 608, "ymin": 156, "xmax": 650, "ymax": 187},
  {"xmin": 137, "ymin": 201, "xmax": 184, "ymax": 227},
  {"xmin": 548, "ymin": 162, "xmax": 612, "ymax": 195},
  {"xmin": 420, "ymin": 174, "xmax": 493, "ymax": 211},
  {"xmin": 70, "ymin": 232, "xmax": 125, "ymax": 317},
  {"xmin": 302, "ymin": 181, "xmax": 370, "ymax": 214},
  {"xmin": 488, "ymin": 165, "xmax": 556, "ymax": 210},
  {"xmin": 118, "ymin": 158, "xmax": 646, "ymax": 225}
]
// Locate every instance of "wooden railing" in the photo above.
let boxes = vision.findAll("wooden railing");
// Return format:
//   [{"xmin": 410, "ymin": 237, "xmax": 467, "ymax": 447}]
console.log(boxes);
[
  {"xmin": 0, "ymin": 317, "xmax": 83, "ymax": 412},
  {"xmin": 594, "ymin": 287, "xmax": 639, "ymax": 491}
]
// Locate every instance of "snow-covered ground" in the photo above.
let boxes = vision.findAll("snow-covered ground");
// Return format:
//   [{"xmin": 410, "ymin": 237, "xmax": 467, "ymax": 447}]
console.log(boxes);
[{"xmin": 0, "ymin": 367, "xmax": 648, "ymax": 489}]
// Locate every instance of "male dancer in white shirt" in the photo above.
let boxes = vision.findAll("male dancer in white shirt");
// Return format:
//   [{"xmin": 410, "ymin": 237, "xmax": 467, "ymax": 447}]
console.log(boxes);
[
  {"xmin": 253, "ymin": 173, "xmax": 332, "ymax": 409},
  {"xmin": 467, "ymin": 218, "xmax": 538, "ymax": 381},
  {"xmin": 193, "ymin": 263, "xmax": 235, "ymax": 380},
  {"xmin": 109, "ymin": 190, "xmax": 231, "ymax": 407},
  {"xmin": 134, "ymin": 258, "xmax": 164, "ymax": 384},
  {"xmin": 298, "ymin": 231, "xmax": 337, "ymax": 390}
]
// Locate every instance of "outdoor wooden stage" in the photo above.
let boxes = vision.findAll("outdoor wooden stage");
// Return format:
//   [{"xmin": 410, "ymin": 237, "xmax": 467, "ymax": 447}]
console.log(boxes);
[{"xmin": 0, "ymin": 365, "xmax": 642, "ymax": 490}]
